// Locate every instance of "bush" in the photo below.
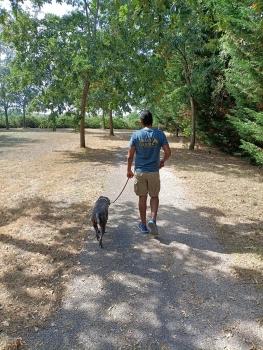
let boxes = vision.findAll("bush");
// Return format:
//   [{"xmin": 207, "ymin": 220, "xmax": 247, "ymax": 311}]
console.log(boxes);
[
  {"xmin": 0, "ymin": 116, "xmax": 6, "ymax": 128},
  {"xmin": 85, "ymin": 116, "xmax": 101, "ymax": 128},
  {"xmin": 240, "ymin": 141, "xmax": 263, "ymax": 166},
  {"xmin": 85, "ymin": 114, "xmax": 140, "ymax": 130},
  {"xmin": 56, "ymin": 115, "xmax": 76, "ymax": 128},
  {"xmin": 26, "ymin": 116, "xmax": 42, "ymax": 128},
  {"xmin": 125, "ymin": 113, "xmax": 141, "ymax": 129},
  {"xmin": 0, "ymin": 113, "xmax": 143, "ymax": 130},
  {"xmin": 112, "ymin": 117, "xmax": 128, "ymax": 129}
]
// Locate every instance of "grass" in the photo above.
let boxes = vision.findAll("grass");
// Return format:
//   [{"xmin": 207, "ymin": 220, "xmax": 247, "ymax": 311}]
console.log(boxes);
[{"xmin": 0, "ymin": 129, "xmax": 262, "ymax": 349}]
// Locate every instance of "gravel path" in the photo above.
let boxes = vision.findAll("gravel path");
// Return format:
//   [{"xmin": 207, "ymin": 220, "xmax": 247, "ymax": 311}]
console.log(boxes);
[{"xmin": 25, "ymin": 150, "xmax": 263, "ymax": 349}]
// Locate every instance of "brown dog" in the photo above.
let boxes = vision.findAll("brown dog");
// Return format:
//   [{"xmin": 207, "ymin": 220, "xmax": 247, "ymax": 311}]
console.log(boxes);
[{"xmin": 91, "ymin": 196, "xmax": 110, "ymax": 248}]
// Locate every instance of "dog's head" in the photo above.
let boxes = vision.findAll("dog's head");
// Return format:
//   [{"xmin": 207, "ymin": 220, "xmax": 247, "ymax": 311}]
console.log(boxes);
[{"xmin": 98, "ymin": 196, "xmax": 111, "ymax": 206}]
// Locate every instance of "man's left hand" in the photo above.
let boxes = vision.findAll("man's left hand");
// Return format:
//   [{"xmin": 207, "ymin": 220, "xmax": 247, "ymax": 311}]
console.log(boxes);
[{"xmin": 159, "ymin": 159, "xmax": 165, "ymax": 168}]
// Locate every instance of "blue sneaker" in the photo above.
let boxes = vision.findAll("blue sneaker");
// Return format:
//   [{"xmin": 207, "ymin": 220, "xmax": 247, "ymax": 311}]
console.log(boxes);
[
  {"xmin": 138, "ymin": 222, "xmax": 149, "ymax": 234},
  {"xmin": 148, "ymin": 219, "xmax": 158, "ymax": 236}
]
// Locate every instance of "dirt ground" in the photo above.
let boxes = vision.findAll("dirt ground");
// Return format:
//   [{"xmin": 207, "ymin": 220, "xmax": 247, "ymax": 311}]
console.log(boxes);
[
  {"xmin": 0, "ymin": 129, "xmax": 123, "ymax": 349},
  {"xmin": 0, "ymin": 129, "xmax": 262, "ymax": 349},
  {"xmin": 168, "ymin": 138, "xmax": 263, "ymax": 286}
]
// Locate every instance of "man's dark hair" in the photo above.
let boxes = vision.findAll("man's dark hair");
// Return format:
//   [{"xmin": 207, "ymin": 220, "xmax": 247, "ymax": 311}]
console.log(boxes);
[{"xmin": 140, "ymin": 110, "xmax": 153, "ymax": 126}]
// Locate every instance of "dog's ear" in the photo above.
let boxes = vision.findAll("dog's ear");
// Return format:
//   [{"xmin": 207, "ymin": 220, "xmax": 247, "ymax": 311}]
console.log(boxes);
[{"xmin": 103, "ymin": 196, "xmax": 110, "ymax": 204}]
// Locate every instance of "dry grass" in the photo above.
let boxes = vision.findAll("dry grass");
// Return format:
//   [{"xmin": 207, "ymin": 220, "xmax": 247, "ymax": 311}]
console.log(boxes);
[
  {"xmin": 168, "ymin": 136, "xmax": 263, "ymax": 286},
  {"xmin": 0, "ymin": 129, "xmax": 262, "ymax": 349},
  {"xmin": 0, "ymin": 129, "xmax": 126, "ymax": 349}
]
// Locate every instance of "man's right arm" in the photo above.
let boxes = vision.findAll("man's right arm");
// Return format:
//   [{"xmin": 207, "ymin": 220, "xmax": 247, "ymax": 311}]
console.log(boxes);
[{"xmin": 127, "ymin": 146, "xmax": 135, "ymax": 178}]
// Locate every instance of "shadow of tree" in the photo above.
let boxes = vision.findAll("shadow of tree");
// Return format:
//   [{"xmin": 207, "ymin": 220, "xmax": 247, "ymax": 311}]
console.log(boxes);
[
  {"xmin": 91, "ymin": 130, "xmax": 134, "ymax": 141},
  {"xmin": 21, "ymin": 201, "xmax": 263, "ymax": 350},
  {"xmin": 157, "ymin": 205, "xmax": 263, "ymax": 259},
  {"xmin": 0, "ymin": 129, "xmax": 262, "ymax": 349},
  {"xmin": 0, "ymin": 128, "xmax": 77, "ymax": 134},
  {"xmin": 0, "ymin": 197, "xmax": 91, "ymax": 337},
  {"xmin": 0, "ymin": 134, "xmax": 42, "ymax": 148},
  {"xmin": 169, "ymin": 143, "xmax": 263, "ymax": 180},
  {"xmin": 53, "ymin": 147, "xmax": 127, "ymax": 167}
]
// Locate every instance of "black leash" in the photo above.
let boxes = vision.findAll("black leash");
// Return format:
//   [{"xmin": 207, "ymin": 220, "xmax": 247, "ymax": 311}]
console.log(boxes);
[{"xmin": 111, "ymin": 178, "xmax": 130, "ymax": 204}]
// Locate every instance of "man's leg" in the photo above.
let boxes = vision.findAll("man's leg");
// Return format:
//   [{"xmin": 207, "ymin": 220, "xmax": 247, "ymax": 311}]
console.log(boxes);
[
  {"xmin": 148, "ymin": 172, "xmax": 160, "ymax": 221},
  {"xmin": 148, "ymin": 173, "xmax": 160, "ymax": 235},
  {"xmin": 139, "ymin": 195, "xmax": 147, "ymax": 225},
  {"xmin": 134, "ymin": 172, "xmax": 148, "ymax": 227},
  {"xmin": 150, "ymin": 196, "xmax": 159, "ymax": 222}
]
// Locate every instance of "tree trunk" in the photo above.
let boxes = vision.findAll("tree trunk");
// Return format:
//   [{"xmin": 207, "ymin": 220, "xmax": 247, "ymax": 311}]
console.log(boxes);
[
  {"xmin": 109, "ymin": 109, "xmax": 114, "ymax": 136},
  {"xmin": 102, "ymin": 110, "xmax": 106, "ymax": 129},
  {"xmin": 22, "ymin": 104, "xmax": 26, "ymax": 128},
  {"xmin": 50, "ymin": 109, "xmax": 56, "ymax": 132},
  {"xmin": 189, "ymin": 96, "xmax": 196, "ymax": 150},
  {"xmin": 80, "ymin": 79, "xmax": 89, "ymax": 148},
  {"xmin": 4, "ymin": 107, "xmax": 9, "ymax": 130}
]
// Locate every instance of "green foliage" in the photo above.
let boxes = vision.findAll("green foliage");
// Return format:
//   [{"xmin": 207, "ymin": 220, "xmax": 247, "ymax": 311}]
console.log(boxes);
[
  {"xmin": 125, "ymin": 113, "xmax": 141, "ymax": 130},
  {"xmin": 215, "ymin": 0, "xmax": 263, "ymax": 163},
  {"xmin": 0, "ymin": 0, "xmax": 263, "ymax": 165},
  {"xmin": 228, "ymin": 109, "xmax": 263, "ymax": 144},
  {"xmin": 86, "ymin": 115, "xmax": 139, "ymax": 130},
  {"xmin": 0, "ymin": 113, "xmax": 142, "ymax": 130},
  {"xmin": 240, "ymin": 141, "xmax": 263, "ymax": 166},
  {"xmin": 0, "ymin": 114, "xmax": 40, "ymax": 128},
  {"xmin": 85, "ymin": 117, "xmax": 101, "ymax": 129}
]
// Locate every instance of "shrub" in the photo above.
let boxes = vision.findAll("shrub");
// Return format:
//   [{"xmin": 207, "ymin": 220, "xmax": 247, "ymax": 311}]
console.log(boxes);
[
  {"xmin": 240, "ymin": 141, "xmax": 263, "ymax": 166},
  {"xmin": 85, "ymin": 116, "xmax": 101, "ymax": 128},
  {"xmin": 113, "ymin": 117, "xmax": 128, "ymax": 129},
  {"xmin": 0, "ymin": 116, "xmax": 6, "ymax": 128},
  {"xmin": 25, "ymin": 115, "xmax": 42, "ymax": 128}
]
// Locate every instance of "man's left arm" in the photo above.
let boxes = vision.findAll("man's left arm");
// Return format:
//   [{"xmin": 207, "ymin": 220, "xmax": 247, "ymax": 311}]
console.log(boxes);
[
  {"xmin": 160, "ymin": 144, "xmax": 171, "ymax": 168},
  {"xmin": 160, "ymin": 131, "xmax": 171, "ymax": 168}
]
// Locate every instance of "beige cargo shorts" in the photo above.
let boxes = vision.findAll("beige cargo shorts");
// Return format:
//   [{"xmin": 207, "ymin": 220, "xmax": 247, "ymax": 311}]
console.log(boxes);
[{"xmin": 134, "ymin": 172, "xmax": 160, "ymax": 197}]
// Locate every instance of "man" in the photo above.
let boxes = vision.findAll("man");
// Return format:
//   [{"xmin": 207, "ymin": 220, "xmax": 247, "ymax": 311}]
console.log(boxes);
[{"xmin": 127, "ymin": 110, "xmax": 171, "ymax": 234}]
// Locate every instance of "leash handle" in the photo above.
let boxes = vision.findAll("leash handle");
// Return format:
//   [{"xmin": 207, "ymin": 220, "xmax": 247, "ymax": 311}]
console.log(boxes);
[{"xmin": 111, "ymin": 178, "xmax": 130, "ymax": 204}]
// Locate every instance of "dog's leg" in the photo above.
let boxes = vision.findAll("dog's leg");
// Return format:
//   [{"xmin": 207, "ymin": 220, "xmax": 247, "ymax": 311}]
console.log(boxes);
[
  {"xmin": 99, "ymin": 223, "xmax": 106, "ymax": 249},
  {"xmin": 92, "ymin": 221, "xmax": 100, "ymax": 241}
]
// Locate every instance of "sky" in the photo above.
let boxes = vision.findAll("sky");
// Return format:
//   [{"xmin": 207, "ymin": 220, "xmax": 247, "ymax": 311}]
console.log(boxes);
[{"xmin": 1, "ymin": 0, "xmax": 74, "ymax": 19}]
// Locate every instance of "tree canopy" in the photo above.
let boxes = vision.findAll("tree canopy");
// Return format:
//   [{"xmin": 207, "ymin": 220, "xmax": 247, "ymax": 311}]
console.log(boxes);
[{"xmin": 0, "ymin": 0, "xmax": 262, "ymax": 164}]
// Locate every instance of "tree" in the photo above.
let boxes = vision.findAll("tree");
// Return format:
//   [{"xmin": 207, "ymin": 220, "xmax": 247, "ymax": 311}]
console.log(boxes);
[
  {"xmin": 214, "ymin": 0, "xmax": 263, "ymax": 164},
  {"xmin": 117, "ymin": 1, "xmax": 219, "ymax": 150},
  {"xmin": 2, "ymin": 1, "xmax": 136, "ymax": 145},
  {"xmin": 0, "ymin": 43, "xmax": 15, "ymax": 129},
  {"xmin": 160, "ymin": 1, "xmax": 222, "ymax": 149}
]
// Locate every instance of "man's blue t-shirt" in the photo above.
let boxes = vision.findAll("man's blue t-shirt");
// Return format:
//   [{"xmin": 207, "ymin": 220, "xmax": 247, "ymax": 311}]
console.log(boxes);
[{"xmin": 129, "ymin": 128, "xmax": 168, "ymax": 173}]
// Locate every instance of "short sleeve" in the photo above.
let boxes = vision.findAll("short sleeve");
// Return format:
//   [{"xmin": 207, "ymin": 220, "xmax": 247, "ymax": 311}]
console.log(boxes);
[
  {"xmin": 160, "ymin": 131, "xmax": 168, "ymax": 146},
  {"xmin": 129, "ymin": 132, "xmax": 136, "ymax": 148}
]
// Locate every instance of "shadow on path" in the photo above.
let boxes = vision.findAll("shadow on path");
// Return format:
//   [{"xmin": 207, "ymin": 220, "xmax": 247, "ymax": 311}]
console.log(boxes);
[
  {"xmin": 0, "ymin": 134, "xmax": 42, "ymax": 149},
  {"xmin": 24, "ymin": 200, "xmax": 263, "ymax": 350},
  {"xmin": 169, "ymin": 143, "xmax": 263, "ymax": 181},
  {"xmin": 0, "ymin": 197, "xmax": 90, "ymax": 335},
  {"xmin": 54, "ymin": 147, "xmax": 126, "ymax": 167}
]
